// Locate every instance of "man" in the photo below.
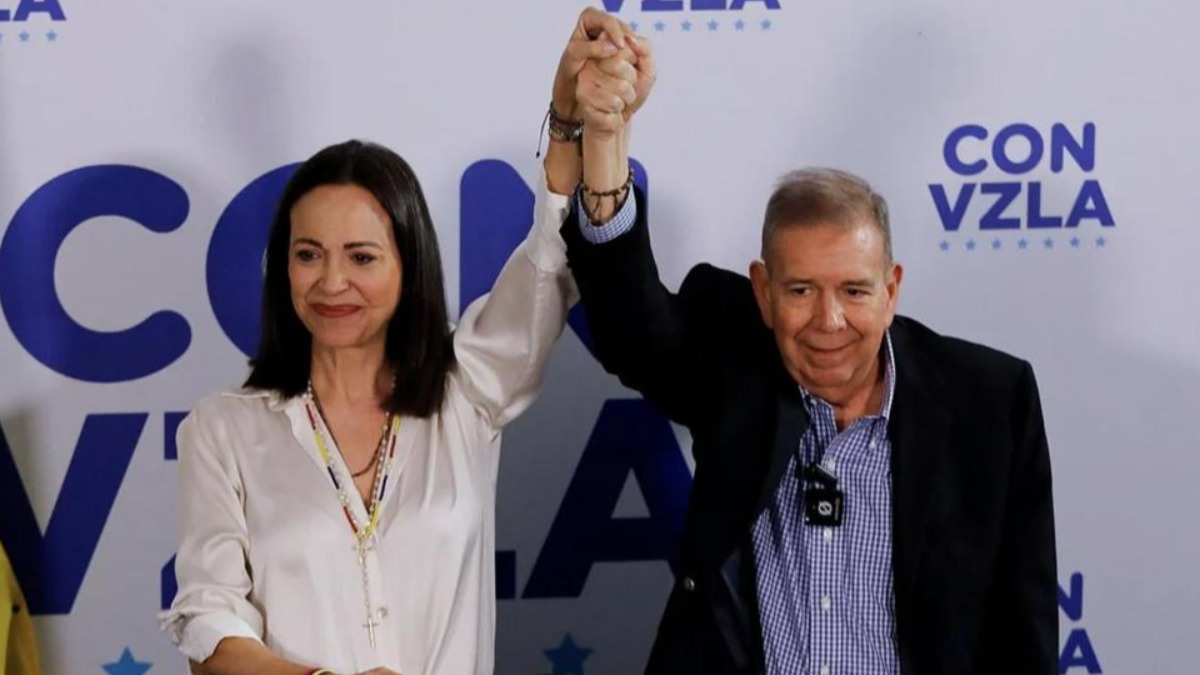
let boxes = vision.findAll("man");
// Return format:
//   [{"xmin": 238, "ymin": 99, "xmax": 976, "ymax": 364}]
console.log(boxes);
[{"xmin": 565, "ymin": 25, "xmax": 1058, "ymax": 675}]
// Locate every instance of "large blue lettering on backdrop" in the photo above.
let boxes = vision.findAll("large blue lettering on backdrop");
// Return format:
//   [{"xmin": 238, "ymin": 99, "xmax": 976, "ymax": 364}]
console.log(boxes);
[
  {"xmin": 0, "ymin": 0, "xmax": 66, "ymax": 23},
  {"xmin": 1058, "ymin": 572, "xmax": 1103, "ymax": 674},
  {"xmin": 602, "ymin": 0, "xmax": 780, "ymax": 11},
  {"xmin": 0, "ymin": 166, "xmax": 192, "ymax": 382}
]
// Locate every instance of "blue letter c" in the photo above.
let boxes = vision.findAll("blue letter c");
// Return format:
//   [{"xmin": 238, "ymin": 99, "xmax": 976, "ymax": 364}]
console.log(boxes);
[{"xmin": 0, "ymin": 165, "xmax": 191, "ymax": 382}]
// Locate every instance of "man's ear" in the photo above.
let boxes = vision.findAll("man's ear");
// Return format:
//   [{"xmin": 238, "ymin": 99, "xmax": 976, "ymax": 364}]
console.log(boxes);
[
  {"xmin": 884, "ymin": 261, "xmax": 904, "ymax": 324},
  {"xmin": 749, "ymin": 260, "xmax": 774, "ymax": 329}
]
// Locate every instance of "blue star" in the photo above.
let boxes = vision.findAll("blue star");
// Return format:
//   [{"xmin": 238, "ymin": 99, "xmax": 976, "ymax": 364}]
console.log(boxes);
[
  {"xmin": 1096, "ymin": 236, "xmax": 1107, "ymax": 247},
  {"xmin": 629, "ymin": 21, "xmax": 639, "ymax": 33},
  {"xmin": 681, "ymin": 20, "xmax": 692, "ymax": 32},
  {"xmin": 103, "ymin": 648, "xmax": 152, "ymax": 675},
  {"xmin": 991, "ymin": 239, "xmax": 1002, "ymax": 250},
  {"xmin": 1018, "ymin": 238, "xmax": 1029, "ymax": 250},
  {"xmin": 46, "ymin": 30, "xmax": 57, "ymax": 42},
  {"xmin": 965, "ymin": 239, "xmax": 977, "ymax": 251},
  {"xmin": 938, "ymin": 240, "xmax": 950, "ymax": 252},
  {"xmin": 1043, "ymin": 237, "xmax": 1054, "ymax": 249},
  {"xmin": 1069, "ymin": 236, "xmax": 1081, "ymax": 248},
  {"xmin": 544, "ymin": 634, "xmax": 592, "ymax": 675},
  {"xmin": 654, "ymin": 21, "xmax": 666, "ymax": 32},
  {"xmin": 19, "ymin": 30, "xmax": 30, "ymax": 42},
  {"xmin": 762, "ymin": 19, "xmax": 773, "ymax": 30},
  {"xmin": 735, "ymin": 19, "xmax": 746, "ymax": 31},
  {"xmin": 708, "ymin": 19, "xmax": 719, "ymax": 31}
]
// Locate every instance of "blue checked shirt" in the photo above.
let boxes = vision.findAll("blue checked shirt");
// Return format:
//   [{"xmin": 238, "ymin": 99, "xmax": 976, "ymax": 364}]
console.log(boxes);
[
  {"xmin": 575, "ymin": 188, "xmax": 639, "ymax": 244},
  {"xmin": 577, "ymin": 198, "xmax": 901, "ymax": 674},
  {"xmin": 751, "ymin": 335, "xmax": 900, "ymax": 675}
]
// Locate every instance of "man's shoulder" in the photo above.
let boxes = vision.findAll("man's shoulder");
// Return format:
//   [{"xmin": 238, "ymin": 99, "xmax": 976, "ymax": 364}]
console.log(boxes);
[
  {"xmin": 679, "ymin": 263, "xmax": 760, "ymax": 319},
  {"xmin": 893, "ymin": 315, "xmax": 1032, "ymax": 385},
  {"xmin": 678, "ymin": 263, "xmax": 771, "ymax": 350},
  {"xmin": 680, "ymin": 262, "xmax": 753, "ymax": 300}
]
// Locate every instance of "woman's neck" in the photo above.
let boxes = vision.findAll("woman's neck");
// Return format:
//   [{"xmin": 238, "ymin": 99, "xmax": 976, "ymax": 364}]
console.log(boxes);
[{"xmin": 309, "ymin": 343, "xmax": 391, "ymax": 409}]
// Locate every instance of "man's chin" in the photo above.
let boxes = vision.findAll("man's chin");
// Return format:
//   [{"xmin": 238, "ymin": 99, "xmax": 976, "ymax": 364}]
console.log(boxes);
[{"xmin": 790, "ymin": 364, "xmax": 852, "ymax": 394}]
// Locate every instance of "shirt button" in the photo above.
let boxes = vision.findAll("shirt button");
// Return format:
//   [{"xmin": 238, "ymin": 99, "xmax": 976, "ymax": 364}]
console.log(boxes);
[
  {"xmin": 823, "ymin": 527, "xmax": 833, "ymax": 542},
  {"xmin": 868, "ymin": 439, "xmax": 878, "ymax": 450},
  {"xmin": 378, "ymin": 606, "xmax": 388, "ymax": 619},
  {"xmin": 820, "ymin": 666, "xmax": 831, "ymax": 675},
  {"xmin": 682, "ymin": 577, "xmax": 696, "ymax": 592},
  {"xmin": 820, "ymin": 595, "xmax": 832, "ymax": 612},
  {"xmin": 824, "ymin": 458, "xmax": 837, "ymax": 472}
]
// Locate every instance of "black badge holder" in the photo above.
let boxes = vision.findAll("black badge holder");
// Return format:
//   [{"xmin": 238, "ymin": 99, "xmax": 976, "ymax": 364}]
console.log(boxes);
[{"xmin": 803, "ymin": 463, "xmax": 844, "ymax": 527}]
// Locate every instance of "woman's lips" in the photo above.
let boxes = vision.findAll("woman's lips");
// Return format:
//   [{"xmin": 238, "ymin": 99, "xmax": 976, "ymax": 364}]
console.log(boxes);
[{"xmin": 311, "ymin": 303, "xmax": 362, "ymax": 318}]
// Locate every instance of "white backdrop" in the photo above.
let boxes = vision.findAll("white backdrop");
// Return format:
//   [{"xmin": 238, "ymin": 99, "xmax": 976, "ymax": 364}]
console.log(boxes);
[{"xmin": 2, "ymin": 0, "xmax": 1198, "ymax": 673}]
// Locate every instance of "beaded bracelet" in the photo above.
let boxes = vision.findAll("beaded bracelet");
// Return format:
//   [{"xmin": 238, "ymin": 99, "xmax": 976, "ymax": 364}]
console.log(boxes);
[{"xmin": 579, "ymin": 164, "xmax": 635, "ymax": 226}]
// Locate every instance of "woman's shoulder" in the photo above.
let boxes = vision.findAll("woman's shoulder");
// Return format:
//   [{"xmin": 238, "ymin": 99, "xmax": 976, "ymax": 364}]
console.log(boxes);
[{"xmin": 187, "ymin": 388, "xmax": 293, "ymax": 426}]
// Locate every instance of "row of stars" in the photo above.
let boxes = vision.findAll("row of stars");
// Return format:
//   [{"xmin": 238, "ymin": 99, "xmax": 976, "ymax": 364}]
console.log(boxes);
[
  {"xmin": 0, "ymin": 30, "xmax": 58, "ymax": 43},
  {"xmin": 630, "ymin": 18, "xmax": 774, "ymax": 33},
  {"xmin": 939, "ymin": 236, "xmax": 1108, "ymax": 251},
  {"xmin": 102, "ymin": 633, "xmax": 594, "ymax": 675}
]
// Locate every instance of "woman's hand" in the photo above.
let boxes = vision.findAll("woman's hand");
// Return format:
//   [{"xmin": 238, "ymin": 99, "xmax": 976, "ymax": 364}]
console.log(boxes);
[{"xmin": 551, "ymin": 7, "xmax": 635, "ymax": 119}]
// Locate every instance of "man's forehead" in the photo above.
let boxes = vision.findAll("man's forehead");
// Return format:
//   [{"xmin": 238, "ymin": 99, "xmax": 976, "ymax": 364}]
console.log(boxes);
[{"xmin": 766, "ymin": 221, "xmax": 888, "ymax": 267}]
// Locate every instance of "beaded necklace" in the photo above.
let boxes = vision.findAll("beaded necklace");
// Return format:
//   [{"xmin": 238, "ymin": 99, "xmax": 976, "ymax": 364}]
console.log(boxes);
[{"xmin": 303, "ymin": 382, "xmax": 401, "ymax": 649}]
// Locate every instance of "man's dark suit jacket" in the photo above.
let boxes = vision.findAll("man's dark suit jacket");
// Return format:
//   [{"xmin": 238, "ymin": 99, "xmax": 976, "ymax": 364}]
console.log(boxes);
[{"xmin": 562, "ymin": 196, "xmax": 1058, "ymax": 675}]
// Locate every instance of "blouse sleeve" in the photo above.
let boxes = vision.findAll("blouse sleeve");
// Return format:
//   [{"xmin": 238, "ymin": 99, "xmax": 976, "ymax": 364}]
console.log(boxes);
[
  {"xmin": 159, "ymin": 397, "xmax": 265, "ymax": 662},
  {"xmin": 453, "ymin": 169, "xmax": 576, "ymax": 429}
]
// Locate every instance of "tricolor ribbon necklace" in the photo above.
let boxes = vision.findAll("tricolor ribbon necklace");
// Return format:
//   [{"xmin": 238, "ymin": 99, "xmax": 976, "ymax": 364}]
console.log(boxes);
[{"xmin": 304, "ymin": 381, "xmax": 401, "ymax": 650}]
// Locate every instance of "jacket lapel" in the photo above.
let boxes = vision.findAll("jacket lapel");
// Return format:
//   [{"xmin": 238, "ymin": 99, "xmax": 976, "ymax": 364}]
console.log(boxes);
[
  {"xmin": 753, "ymin": 381, "xmax": 809, "ymax": 517},
  {"xmin": 714, "ymin": 370, "xmax": 809, "ymax": 672},
  {"xmin": 887, "ymin": 321, "xmax": 951, "ymax": 605}
]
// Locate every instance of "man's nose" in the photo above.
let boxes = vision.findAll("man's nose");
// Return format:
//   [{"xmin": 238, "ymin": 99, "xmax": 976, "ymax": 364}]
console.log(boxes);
[{"xmin": 813, "ymin": 293, "xmax": 846, "ymax": 332}]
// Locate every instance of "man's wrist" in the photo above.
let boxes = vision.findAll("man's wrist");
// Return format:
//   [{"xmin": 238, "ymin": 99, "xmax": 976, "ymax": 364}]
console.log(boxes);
[{"xmin": 582, "ymin": 133, "xmax": 627, "ymax": 192}]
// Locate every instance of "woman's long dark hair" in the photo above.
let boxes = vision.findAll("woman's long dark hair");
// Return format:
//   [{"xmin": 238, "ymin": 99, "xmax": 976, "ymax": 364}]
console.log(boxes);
[{"xmin": 244, "ymin": 140, "xmax": 454, "ymax": 416}]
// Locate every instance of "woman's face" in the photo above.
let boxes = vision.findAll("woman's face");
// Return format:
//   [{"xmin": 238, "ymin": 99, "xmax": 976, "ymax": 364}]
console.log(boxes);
[{"xmin": 288, "ymin": 184, "xmax": 403, "ymax": 352}]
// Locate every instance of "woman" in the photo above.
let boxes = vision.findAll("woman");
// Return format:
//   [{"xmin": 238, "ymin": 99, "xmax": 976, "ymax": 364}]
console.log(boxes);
[{"xmin": 160, "ymin": 10, "xmax": 648, "ymax": 675}]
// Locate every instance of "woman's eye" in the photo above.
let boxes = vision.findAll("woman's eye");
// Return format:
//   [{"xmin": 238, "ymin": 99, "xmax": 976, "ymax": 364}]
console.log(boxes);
[
  {"xmin": 295, "ymin": 249, "xmax": 318, "ymax": 262},
  {"xmin": 352, "ymin": 253, "xmax": 377, "ymax": 265}
]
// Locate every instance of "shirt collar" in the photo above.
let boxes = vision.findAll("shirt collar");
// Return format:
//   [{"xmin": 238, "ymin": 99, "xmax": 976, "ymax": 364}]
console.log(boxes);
[{"xmin": 222, "ymin": 388, "xmax": 295, "ymax": 412}]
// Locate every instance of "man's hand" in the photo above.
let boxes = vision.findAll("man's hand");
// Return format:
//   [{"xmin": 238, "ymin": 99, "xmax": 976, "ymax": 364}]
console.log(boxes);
[
  {"xmin": 577, "ymin": 34, "xmax": 656, "ymax": 138},
  {"xmin": 576, "ymin": 51, "xmax": 637, "ymax": 139},
  {"xmin": 552, "ymin": 7, "xmax": 635, "ymax": 119}
]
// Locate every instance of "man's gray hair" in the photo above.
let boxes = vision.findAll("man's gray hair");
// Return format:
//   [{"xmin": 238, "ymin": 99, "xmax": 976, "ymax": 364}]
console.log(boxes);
[{"xmin": 760, "ymin": 168, "xmax": 892, "ymax": 264}]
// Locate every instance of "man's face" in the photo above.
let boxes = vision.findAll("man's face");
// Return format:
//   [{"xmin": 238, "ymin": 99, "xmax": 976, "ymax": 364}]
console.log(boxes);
[{"xmin": 749, "ymin": 221, "xmax": 902, "ymax": 404}]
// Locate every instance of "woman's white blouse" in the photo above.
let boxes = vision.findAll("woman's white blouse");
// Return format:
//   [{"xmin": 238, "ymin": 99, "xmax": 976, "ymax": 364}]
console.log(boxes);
[{"xmin": 159, "ymin": 174, "xmax": 574, "ymax": 674}]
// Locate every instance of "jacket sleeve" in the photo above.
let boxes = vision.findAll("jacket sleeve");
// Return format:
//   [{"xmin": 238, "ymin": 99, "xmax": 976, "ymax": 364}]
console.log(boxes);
[
  {"xmin": 562, "ymin": 186, "xmax": 710, "ymax": 429},
  {"xmin": 979, "ymin": 361, "xmax": 1059, "ymax": 673}
]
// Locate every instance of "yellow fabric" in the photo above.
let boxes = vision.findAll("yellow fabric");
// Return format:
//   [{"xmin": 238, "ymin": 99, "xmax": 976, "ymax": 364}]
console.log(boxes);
[{"xmin": 0, "ymin": 545, "xmax": 42, "ymax": 675}]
